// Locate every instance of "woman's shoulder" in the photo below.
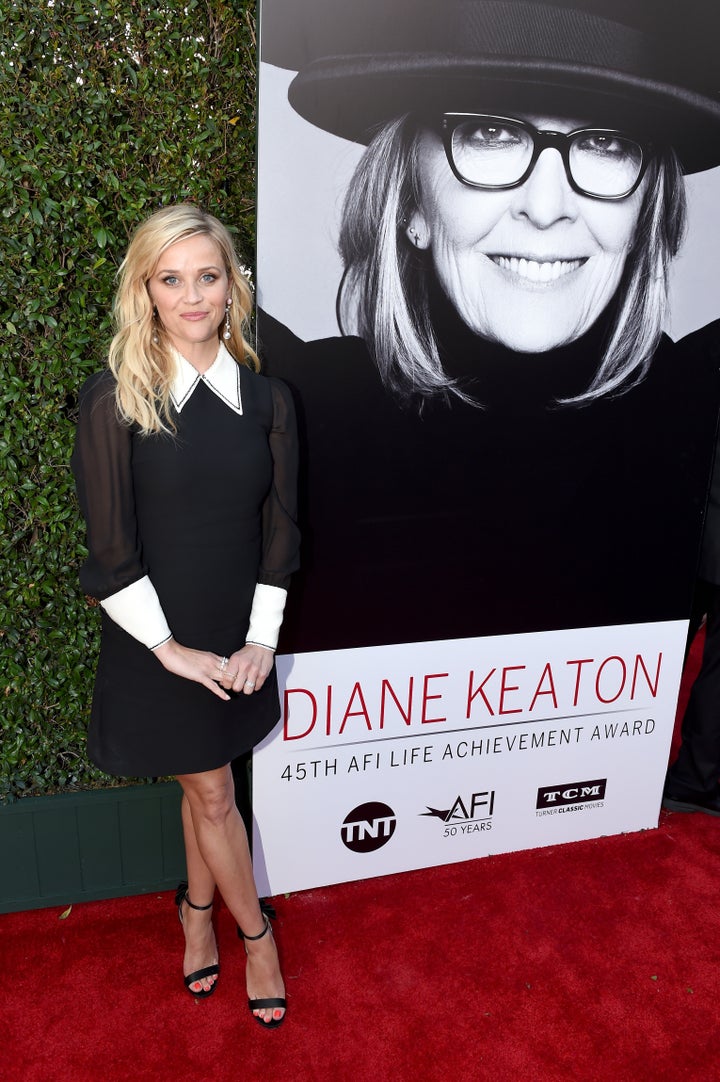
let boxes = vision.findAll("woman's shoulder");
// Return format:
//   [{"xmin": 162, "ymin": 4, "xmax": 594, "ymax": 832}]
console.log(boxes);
[
  {"xmin": 257, "ymin": 309, "xmax": 387, "ymax": 403},
  {"xmin": 237, "ymin": 358, "xmax": 298, "ymax": 436},
  {"xmin": 243, "ymin": 362, "xmax": 294, "ymax": 408},
  {"xmin": 77, "ymin": 368, "xmax": 117, "ymax": 412},
  {"xmin": 672, "ymin": 317, "xmax": 720, "ymax": 359},
  {"xmin": 651, "ymin": 319, "xmax": 720, "ymax": 396},
  {"xmin": 79, "ymin": 366, "xmax": 113, "ymax": 390},
  {"xmin": 639, "ymin": 320, "xmax": 720, "ymax": 380},
  {"xmin": 632, "ymin": 321, "xmax": 720, "ymax": 441}
]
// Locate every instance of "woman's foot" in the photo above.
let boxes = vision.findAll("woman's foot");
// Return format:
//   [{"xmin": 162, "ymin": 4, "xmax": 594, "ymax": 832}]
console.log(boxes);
[
  {"xmin": 176, "ymin": 884, "xmax": 220, "ymax": 997},
  {"xmin": 241, "ymin": 916, "xmax": 286, "ymax": 1027}
]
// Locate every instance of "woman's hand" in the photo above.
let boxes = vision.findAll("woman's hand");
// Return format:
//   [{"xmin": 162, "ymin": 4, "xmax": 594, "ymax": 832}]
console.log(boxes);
[
  {"xmin": 218, "ymin": 643, "xmax": 275, "ymax": 696},
  {"xmin": 153, "ymin": 639, "xmax": 231, "ymax": 701}
]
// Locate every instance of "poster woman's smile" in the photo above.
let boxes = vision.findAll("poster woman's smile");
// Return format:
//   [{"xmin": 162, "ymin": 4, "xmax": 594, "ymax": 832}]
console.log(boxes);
[
  {"xmin": 408, "ymin": 114, "xmax": 647, "ymax": 354},
  {"xmin": 488, "ymin": 256, "xmax": 586, "ymax": 284}
]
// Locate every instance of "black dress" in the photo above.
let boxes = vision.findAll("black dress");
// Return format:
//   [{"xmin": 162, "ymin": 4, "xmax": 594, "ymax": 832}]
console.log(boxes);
[{"xmin": 72, "ymin": 355, "xmax": 300, "ymax": 778}]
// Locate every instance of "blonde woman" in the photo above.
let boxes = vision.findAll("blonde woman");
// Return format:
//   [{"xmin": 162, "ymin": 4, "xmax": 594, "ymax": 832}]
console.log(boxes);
[{"xmin": 72, "ymin": 205, "xmax": 299, "ymax": 1027}]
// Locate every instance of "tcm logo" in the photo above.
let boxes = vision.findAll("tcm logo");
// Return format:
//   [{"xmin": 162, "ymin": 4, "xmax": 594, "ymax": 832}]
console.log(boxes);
[
  {"xmin": 421, "ymin": 791, "xmax": 495, "ymax": 824},
  {"xmin": 341, "ymin": 801, "xmax": 397, "ymax": 853},
  {"xmin": 536, "ymin": 779, "xmax": 607, "ymax": 809}
]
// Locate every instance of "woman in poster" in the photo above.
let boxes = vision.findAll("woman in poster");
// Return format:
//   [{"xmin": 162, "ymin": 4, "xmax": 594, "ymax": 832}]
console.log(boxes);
[{"xmin": 257, "ymin": 0, "xmax": 720, "ymax": 653}]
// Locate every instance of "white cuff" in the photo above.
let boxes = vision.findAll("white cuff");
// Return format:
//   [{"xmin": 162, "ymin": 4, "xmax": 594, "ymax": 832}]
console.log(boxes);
[
  {"xmin": 100, "ymin": 575, "xmax": 173, "ymax": 650},
  {"xmin": 246, "ymin": 583, "xmax": 287, "ymax": 651}
]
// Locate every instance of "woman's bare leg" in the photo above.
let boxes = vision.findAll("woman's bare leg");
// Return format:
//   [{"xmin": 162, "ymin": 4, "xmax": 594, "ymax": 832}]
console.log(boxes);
[
  {"xmin": 178, "ymin": 793, "xmax": 219, "ymax": 994},
  {"xmin": 177, "ymin": 764, "xmax": 285, "ymax": 1024}
]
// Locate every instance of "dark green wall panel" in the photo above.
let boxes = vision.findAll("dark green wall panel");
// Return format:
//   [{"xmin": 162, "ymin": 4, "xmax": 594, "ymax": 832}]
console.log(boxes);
[{"xmin": 0, "ymin": 783, "xmax": 186, "ymax": 913}]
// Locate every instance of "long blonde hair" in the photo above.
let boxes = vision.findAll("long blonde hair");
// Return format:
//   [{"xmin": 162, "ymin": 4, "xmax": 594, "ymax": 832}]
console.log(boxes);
[{"xmin": 109, "ymin": 204, "xmax": 258, "ymax": 434}]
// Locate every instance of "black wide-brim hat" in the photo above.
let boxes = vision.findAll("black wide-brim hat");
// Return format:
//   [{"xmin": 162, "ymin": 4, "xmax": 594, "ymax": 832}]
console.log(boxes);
[{"xmin": 261, "ymin": 0, "xmax": 720, "ymax": 174}]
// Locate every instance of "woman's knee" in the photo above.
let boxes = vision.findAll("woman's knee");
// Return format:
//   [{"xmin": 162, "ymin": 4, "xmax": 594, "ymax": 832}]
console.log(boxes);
[{"xmin": 178, "ymin": 768, "xmax": 235, "ymax": 827}]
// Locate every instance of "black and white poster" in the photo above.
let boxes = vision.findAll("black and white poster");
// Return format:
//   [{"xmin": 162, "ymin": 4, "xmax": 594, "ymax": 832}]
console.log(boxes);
[{"xmin": 252, "ymin": 0, "xmax": 720, "ymax": 894}]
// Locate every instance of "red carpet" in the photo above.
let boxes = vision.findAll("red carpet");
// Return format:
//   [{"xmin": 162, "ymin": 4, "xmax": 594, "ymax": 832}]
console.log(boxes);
[{"xmin": 3, "ymin": 632, "xmax": 718, "ymax": 1082}]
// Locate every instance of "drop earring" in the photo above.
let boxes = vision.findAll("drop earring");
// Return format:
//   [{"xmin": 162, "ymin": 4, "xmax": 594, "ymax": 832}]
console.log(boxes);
[
  {"xmin": 223, "ymin": 299, "xmax": 232, "ymax": 340},
  {"xmin": 152, "ymin": 306, "xmax": 159, "ymax": 344}
]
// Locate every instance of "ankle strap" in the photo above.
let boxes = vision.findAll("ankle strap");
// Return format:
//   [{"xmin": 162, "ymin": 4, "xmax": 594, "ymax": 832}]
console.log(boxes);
[
  {"xmin": 185, "ymin": 893, "xmax": 213, "ymax": 911},
  {"xmin": 175, "ymin": 882, "xmax": 213, "ymax": 911},
  {"xmin": 238, "ymin": 914, "xmax": 270, "ymax": 941}
]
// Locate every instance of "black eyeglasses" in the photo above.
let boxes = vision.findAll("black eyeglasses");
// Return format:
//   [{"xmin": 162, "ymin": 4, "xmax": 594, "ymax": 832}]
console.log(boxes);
[{"xmin": 441, "ymin": 114, "xmax": 650, "ymax": 200}]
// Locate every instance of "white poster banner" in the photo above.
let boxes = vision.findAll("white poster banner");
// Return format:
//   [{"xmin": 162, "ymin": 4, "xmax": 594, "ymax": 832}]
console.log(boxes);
[
  {"xmin": 253, "ymin": 620, "xmax": 686, "ymax": 895},
  {"xmin": 254, "ymin": 0, "xmax": 720, "ymax": 896}
]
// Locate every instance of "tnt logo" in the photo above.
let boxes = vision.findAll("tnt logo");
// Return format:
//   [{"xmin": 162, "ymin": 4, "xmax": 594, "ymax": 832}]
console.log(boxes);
[
  {"xmin": 536, "ymin": 779, "xmax": 607, "ymax": 809},
  {"xmin": 341, "ymin": 801, "xmax": 397, "ymax": 853}
]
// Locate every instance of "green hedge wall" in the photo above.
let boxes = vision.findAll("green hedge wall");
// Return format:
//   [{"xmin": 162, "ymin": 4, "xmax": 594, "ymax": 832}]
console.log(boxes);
[{"xmin": 0, "ymin": 0, "xmax": 257, "ymax": 802}]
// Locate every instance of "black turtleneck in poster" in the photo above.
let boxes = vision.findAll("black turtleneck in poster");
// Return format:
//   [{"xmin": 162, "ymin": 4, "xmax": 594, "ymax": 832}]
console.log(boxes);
[{"xmin": 259, "ymin": 303, "xmax": 720, "ymax": 653}]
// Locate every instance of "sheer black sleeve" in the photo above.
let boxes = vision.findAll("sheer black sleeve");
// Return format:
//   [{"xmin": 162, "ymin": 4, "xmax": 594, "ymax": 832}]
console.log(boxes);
[
  {"xmin": 258, "ymin": 377, "xmax": 301, "ymax": 590},
  {"xmin": 71, "ymin": 371, "xmax": 147, "ymax": 600}
]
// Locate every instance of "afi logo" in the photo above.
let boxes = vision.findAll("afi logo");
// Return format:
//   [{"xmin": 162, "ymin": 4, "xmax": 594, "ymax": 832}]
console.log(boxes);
[
  {"xmin": 341, "ymin": 801, "xmax": 397, "ymax": 853},
  {"xmin": 421, "ymin": 791, "xmax": 495, "ymax": 823},
  {"xmin": 536, "ymin": 779, "xmax": 607, "ymax": 809}
]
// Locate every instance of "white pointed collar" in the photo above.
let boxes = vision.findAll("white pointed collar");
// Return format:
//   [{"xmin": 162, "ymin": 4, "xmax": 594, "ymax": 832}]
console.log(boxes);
[{"xmin": 170, "ymin": 343, "xmax": 243, "ymax": 415}]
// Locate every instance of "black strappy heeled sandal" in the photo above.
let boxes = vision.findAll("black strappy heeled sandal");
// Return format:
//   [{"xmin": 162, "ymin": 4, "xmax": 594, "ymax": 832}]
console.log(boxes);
[
  {"xmin": 175, "ymin": 882, "xmax": 220, "ymax": 998},
  {"xmin": 238, "ymin": 914, "xmax": 287, "ymax": 1028},
  {"xmin": 236, "ymin": 897, "xmax": 277, "ymax": 937}
]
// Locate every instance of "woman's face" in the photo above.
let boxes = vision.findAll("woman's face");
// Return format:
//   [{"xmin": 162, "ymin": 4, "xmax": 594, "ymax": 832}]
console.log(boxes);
[
  {"xmin": 147, "ymin": 233, "xmax": 230, "ymax": 367},
  {"xmin": 408, "ymin": 114, "xmax": 647, "ymax": 353}
]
